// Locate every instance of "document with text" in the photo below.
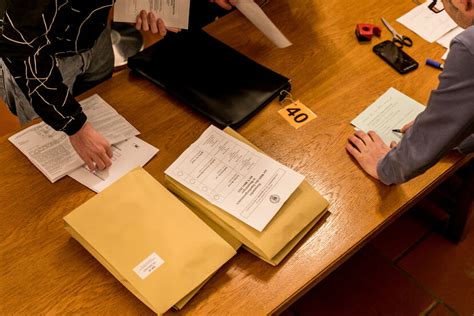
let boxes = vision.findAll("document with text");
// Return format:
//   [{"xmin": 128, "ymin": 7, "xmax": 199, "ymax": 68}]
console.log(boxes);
[
  {"xmin": 351, "ymin": 88, "xmax": 425, "ymax": 145},
  {"xmin": 9, "ymin": 94, "xmax": 139, "ymax": 182},
  {"xmin": 165, "ymin": 125, "xmax": 304, "ymax": 232},
  {"xmin": 114, "ymin": 0, "xmax": 190, "ymax": 29},
  {"xmin": 397, "ymin": 1, "xmax": 457, "ymax": 43},
  {"xmin": 68, "ymin": 137, "xmax": 158, "ymax": 192}
]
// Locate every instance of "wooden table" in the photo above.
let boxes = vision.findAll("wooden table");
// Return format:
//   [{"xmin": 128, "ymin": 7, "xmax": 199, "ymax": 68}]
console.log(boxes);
[{"xmin": 0, "ymin": 0, "xmax": 469, "ymax": 314}]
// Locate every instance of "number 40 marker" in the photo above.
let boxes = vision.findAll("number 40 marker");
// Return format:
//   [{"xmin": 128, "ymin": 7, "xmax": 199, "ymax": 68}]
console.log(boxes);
[{"xmin": 278, "ymin": 100, "xmax": 317, "ymax": 129}]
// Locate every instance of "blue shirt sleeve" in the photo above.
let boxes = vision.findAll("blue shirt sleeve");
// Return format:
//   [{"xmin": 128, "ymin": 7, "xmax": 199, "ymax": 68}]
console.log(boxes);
[{"xmin": 377, "ymin": 27, "xmax": 474, "ymax": 185}]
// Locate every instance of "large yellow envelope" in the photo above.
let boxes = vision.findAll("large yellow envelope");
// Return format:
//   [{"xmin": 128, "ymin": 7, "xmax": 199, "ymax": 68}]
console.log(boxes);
[
  {"xmin": 64, "ymin": 168, "xmax": 236, "ymax": 315},
  {"xmin": 165, "ymin": 128, "xmax": 329, "ymax": 265}
]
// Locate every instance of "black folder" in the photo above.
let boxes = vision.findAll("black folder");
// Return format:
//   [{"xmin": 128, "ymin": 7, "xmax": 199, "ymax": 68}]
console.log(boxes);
[{"xmin": 128, "ymin": 30, "xmax": 291, "ymax": 127}]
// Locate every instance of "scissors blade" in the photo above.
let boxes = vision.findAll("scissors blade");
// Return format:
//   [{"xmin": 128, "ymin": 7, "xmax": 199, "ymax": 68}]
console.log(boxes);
[{"xmin": 381, "ymin": 18, "xmax": 397, "ymax": 37}]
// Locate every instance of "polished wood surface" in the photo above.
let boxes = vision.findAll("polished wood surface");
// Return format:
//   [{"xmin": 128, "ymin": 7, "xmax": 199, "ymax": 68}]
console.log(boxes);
[{"xmin": 0, "ymin": 0, "xmax": 468, "ymax": 314}]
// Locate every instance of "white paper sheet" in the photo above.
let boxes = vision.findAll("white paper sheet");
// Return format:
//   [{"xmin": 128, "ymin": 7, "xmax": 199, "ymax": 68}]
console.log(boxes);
[
  {"xmin": 9, "ymin": 94, "xmax": 139, "ymax": 182},
  {"xmin": 235, "ymin": 0, "xmax": 291, "ymax": 48},
  {"xmin": 9, "ymin": 124, "xmax": 84, "ymax": 182},
  {"xmin": 165, "ymin": 125, "xmax": 304, "ymax": 232},
  {"xmin": 442, "ymin": 48, "xmax": 449, "ymax": 60},
  {"xmin": 436, "ymin": 26, "xmax": 464, "ymax": 48},
  {"xmin": 113, "ymin": 0, "xmax": 190, "ymax": 29},
  {"xmin": 397, "ymin": 1, "xmax": 457, "ymax": 43},
  {"xmin": 68, "ymin": 137, "xmax": 158, "ymax": 192},
  {"xmin": 351, "ymin": 88, "xmax": 425, "ymax": 145},
  {"xmin": 80, "ymin": 95, "xmax": 140, "ymax": 145}
]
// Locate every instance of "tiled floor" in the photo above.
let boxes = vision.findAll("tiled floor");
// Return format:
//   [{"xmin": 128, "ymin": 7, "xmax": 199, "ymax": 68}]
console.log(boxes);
[{"xmin": 284, "ymin": 203, "xmax": 474, "ymax": 316}]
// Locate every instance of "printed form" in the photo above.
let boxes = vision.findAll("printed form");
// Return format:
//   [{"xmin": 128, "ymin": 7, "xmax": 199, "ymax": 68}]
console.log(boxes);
[
  {"xmin": 114, "ymin": 0, "xmax": 190, "ymax": 29},
  {"xmin": 351, "ymin": 88, "xmax": 425, "ymax": 145},
  {"xmin": 9, "ymin": 95, "xmax": 139, "ymax": 182},
  {"xmin": 165, "ymin": 126, "xmax": 304, "ymax": 232}
]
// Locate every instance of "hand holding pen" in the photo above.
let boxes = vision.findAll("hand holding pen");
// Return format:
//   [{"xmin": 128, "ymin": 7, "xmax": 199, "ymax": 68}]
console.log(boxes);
[
  {"xmin": 391, "ymin": 120, "xmax": 415, "ymax": 147},
  {"xmin": 395, "ymin": 120, "xmax": 414, "ymax": 133}
]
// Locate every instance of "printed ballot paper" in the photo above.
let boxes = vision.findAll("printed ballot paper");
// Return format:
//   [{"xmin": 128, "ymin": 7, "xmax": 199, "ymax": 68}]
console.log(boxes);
[
  {"xmin": 9, "ymin": 94, "xmax": 139, "ymax": 182},
  {"xmin": 351, "ymin": 88, "xmax": 425, "ymax": 145},
  {"xmin": 165, "ymin": 125, "xmax": 304, "ymax": 232},
  {"xmin": 114, "ymin": 0, "xmax": 190, "ymax": 29}
]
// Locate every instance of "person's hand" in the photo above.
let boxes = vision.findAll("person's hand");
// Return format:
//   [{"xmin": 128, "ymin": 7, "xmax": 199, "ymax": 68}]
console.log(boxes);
[
  {"xmin": 69, "ymin": 122, "xmax": 113, "ymax": 172},
  {"xmin": 390, "ymin": 120, "xmax": 415, "ymax": 149},
  {"xmin": 210, "ymin": 0, "xmax": 238, "ymax": 10},
  {"xmin": 135, "ymin": 11, "xmax": 181, "ymax": 36},
  {"xmin": 345, "ymin": 130, "xmax": 392, "ymax": 180},
  {"xmin": 401, "ymin": 120, "xmax": 414, "ymax": 133}
]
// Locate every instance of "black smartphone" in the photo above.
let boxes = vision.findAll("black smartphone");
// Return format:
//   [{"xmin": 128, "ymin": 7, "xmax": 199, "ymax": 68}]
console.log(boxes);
[{"xmin": 373, "ymin": 40, "xmax": 418, "ymax": 74}]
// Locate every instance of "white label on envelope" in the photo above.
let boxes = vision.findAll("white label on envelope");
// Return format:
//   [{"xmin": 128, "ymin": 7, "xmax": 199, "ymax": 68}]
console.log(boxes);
[{"xmin": 133, "ymin": 252, "xmax": 164, "ymax": 280}]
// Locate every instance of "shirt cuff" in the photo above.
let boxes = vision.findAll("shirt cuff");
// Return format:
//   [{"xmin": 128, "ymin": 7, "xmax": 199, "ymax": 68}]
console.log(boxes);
[
  {"xmin": 63, "ymin": 111, "xmax": 87, "ymax": 136},
  {"xmin": 377, "ymin": 158, "xmax": 394, "ymax": 186}
]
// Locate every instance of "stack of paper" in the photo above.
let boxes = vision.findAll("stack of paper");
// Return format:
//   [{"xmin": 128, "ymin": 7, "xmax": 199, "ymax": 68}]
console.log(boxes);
[
  {"xmin": 436, "ymin": 27, "xmax": 463, "ymax": 60},
  {"xmin": 63, "ymin": 127, "xmax": 328, "ymax": 313},
  {"xmin": 64, "ymin": 168, "xmax": 236, "ymax": 314},
  {"xmin": 165, "ymin": 126, "xmax": 329, "ymax": 265},
  {"xmin": 165, "ymin": 125, "xmax": 305, "ymax": 232},
  {"xmin": 9, "ymin": 94, "xmax": 158, "ymax": 190},
  {"xmin": 396, "ymin": 1, "xmax": 462, "ymax": 58},
  {"xmin": 397, "ymin": 1, "xmax": 457, "ymax": 43},
  {"xmin": 351, "ymin": 88, "xmax": 426, "ymax": 145},
  {"xmin": 436, "ymin": 27, "xmax": 464, "ymax": 48},
  {"xmin": 9, "ymin": 95, "xmax": 141, "ymax": 182}
]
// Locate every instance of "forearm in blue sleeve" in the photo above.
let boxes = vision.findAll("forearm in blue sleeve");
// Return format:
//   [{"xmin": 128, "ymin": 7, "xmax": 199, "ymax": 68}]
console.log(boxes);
[{"xmin": 377, "ymin": 39, "xmax": 474, "ymax": 185}]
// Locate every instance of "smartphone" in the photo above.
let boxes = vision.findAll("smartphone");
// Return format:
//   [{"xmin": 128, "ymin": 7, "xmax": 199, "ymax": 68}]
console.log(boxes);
[{"xmin": 373, "ymin": 40, "xmax": 418, "ymax": 74}]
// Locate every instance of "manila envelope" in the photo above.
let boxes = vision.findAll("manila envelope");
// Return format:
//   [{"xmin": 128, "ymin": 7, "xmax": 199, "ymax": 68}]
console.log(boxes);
[
  {"xmin": 164, "ymin": 127, "xmax": 329, "ymax": 265},
  {"xmin": 64, "ymin": 168, "xmax": 236, "ymax": 314}
]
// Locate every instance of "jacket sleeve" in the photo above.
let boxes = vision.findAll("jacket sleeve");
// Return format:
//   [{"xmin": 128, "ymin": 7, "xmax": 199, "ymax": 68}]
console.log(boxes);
[
  {"xmin": 377, "ymin": 36, "xmax": 474, "ymax": 185},
  {"xmin": 0, "ymin": 0, "xmax": 86, "ymax": 135}
]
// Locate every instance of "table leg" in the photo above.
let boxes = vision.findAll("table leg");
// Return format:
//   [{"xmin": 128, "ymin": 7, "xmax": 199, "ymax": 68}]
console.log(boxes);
[{"xmin": 445, "ymin": 159, "xmax": 473, "ymax": 243}]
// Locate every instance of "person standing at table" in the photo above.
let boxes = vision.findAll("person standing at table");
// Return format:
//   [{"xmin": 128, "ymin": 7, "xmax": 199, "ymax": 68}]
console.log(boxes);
[
  {"xmin": 0, "ymin": 0, "xmax": 236, "ymax": 172},
  {"xmin": 346, "ymin": 0, "xmax": 474, "ymax": 185}
]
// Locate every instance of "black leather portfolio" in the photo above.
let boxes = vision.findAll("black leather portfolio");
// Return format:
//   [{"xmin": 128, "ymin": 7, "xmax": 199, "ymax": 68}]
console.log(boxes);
[{"xmin": 128, "ymin": 30, "xmax": 291, "ymax": 127}]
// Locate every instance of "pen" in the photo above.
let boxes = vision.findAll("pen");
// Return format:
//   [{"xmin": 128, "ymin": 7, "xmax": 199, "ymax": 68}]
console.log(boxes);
[
  {"xmin": 426, "ymin": 59, "xmax": 444, "ymax": 70},
  {"xmin": 392, "ymin": 129, "xmax": 402, "ymax": 133}
]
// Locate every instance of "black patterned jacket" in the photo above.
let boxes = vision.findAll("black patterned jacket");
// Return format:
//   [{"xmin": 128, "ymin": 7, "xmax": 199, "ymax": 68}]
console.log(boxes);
[{"xmin": 0, "ymin": 0, "xmax": 114, "ymax": 135}]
